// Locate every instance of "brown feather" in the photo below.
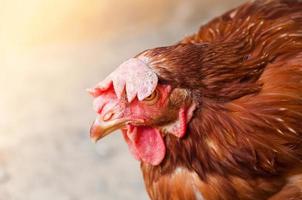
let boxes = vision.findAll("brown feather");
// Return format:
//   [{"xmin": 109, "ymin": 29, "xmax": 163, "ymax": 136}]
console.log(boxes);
[{"xmin": 138, "ymin": 0, "xmax": 302, "ymax": 199}]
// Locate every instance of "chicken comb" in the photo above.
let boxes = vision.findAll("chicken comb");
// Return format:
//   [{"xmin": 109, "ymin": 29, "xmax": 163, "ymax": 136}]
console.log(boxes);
[{"xmin": 89, "ymin": 58, "xmax": 158, "ymax": 102}]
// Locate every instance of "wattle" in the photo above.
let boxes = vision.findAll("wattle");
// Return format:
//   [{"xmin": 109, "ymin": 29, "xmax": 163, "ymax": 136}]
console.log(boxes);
[{"xmin": 122, "ymin": 125, "xmax": 166, "ymax": 165}]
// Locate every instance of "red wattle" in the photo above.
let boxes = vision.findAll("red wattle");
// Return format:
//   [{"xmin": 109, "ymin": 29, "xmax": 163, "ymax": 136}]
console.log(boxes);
[{"xmin": 122, "ymin": 126, "xmax": 166, "ymax": 166}]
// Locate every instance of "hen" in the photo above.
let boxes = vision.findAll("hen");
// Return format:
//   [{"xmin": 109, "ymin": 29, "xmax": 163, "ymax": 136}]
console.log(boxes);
[{"xmin": 88, "ymin": 0, "xmax": 302, "ymax": 199}]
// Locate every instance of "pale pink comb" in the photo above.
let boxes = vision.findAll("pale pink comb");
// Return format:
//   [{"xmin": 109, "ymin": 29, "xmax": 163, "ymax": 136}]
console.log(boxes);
[{"xmin": 88, "ymin": 58, "xmax": 158, "ymax": 102}]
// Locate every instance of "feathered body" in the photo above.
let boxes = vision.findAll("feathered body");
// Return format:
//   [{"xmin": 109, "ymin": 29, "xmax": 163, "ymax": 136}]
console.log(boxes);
[
  {"xmin": 89, "ymin": 0, "xmax": 302, "ymax": 199},
  {"xmin": 140, "ymin": 1, "xmax": 302, "ymax": 199}
]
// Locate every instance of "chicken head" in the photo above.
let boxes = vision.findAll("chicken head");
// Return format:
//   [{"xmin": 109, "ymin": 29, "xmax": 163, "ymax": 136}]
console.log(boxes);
[{"xmin": 88, "ymin": 58, "xmax": 196, "ymax": 165}]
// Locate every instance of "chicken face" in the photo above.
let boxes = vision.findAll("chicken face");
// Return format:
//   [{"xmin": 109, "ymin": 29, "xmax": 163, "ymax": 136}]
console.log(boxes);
[{"xmin": 89, "ymin": 58, "xmax": 196, "ymax": 165}]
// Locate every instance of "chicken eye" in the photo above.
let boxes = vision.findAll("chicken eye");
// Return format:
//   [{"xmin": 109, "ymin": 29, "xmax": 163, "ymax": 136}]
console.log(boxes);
[{"xmin": 143, "ymin": 89, "xmax": 159, "ymax": 104}]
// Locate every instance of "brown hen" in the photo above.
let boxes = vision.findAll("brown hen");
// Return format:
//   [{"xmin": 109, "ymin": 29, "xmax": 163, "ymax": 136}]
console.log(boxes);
[{"xmin": 89, "ymin": 0, "xmax": 302, "ymax": 199}]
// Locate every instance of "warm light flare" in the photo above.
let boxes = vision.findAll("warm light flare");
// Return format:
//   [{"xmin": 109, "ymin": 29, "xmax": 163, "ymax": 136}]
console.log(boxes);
[{"xmin": 0, "ymin": 0, "xmax": 172, "ymax": 50}]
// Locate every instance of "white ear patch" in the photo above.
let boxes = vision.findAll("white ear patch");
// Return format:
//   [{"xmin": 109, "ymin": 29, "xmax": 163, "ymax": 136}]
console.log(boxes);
[{"xmin": 93, "ymin": 58, "xmax": 158, "ymax": 102}]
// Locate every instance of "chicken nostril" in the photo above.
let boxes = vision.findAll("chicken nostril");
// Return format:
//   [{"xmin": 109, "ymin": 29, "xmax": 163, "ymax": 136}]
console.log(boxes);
[{"xmin": 103, "ymin": 111, "xmax": 114, "ymax": 121}]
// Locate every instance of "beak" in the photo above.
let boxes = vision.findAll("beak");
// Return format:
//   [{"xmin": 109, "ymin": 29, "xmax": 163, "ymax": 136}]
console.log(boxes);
[{"xmin": 90, "ymin": 117, "xmax": 129, "ymax": 142}]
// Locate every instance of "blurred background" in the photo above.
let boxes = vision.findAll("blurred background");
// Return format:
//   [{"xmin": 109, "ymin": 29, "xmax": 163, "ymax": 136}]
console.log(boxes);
[{"xmin": 0, "ymin": 0, "xmax": 244, "ymax": 199}]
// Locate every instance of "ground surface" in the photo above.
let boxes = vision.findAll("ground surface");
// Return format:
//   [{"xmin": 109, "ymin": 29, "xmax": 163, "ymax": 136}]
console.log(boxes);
[{"xmin": 0, "ymin": 1, "xmax": 243, "ymax": 199}]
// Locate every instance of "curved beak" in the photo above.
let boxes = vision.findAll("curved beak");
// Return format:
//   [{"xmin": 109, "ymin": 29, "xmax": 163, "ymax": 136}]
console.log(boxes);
[{"xmin": 90, "ymin": 118, "xmax": 129, "ymax": 142}]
